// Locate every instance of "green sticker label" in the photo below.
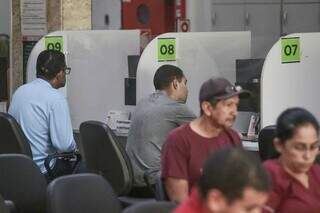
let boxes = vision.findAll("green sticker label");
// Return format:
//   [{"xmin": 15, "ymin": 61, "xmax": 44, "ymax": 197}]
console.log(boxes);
[
  {"xmin": 45, "ymin": 36, "xmax": 64, "ymax": 52},
  {"xmin": 158, "ymin": 38, "xmax": 176, "ymax": 61},
  {"xmin": 281, "ymin": 37, "xmax": 300, "ymax": 63}
]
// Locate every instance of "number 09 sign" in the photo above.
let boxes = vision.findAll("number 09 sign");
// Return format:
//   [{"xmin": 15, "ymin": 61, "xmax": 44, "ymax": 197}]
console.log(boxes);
[
  {"xmin": 281, "ymin": 37, "xmax": 300, "ymax": 64},
  {"xmin": 158, "ymin": 38, "xmax": 176, "ymax": 62},
  {"xmin": 45, "ymin": 36, "xmax": 64, "ymax": 53}
]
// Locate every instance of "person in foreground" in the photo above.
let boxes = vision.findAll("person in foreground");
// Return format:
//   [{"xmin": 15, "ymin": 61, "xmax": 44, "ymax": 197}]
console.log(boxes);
[
  {"xmin": 161, "ymin": 77, "xmax": 250, "ymax": 203},
  {"xmin": 9, "ymin": 50, "xmax": 76, "ymax": 178},
  {"xmin": 263, "ymin": 107, "xmax": 320, "ymax": 213},
  {"xmin": 173, "ymin": 148, "xmax": 271, "ymax": 213}
]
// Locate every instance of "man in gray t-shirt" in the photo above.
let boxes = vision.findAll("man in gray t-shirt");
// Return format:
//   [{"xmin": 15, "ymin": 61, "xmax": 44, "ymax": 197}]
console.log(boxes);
[{"xmin": 126, "ymin": 65, "xmax": 195, "ymax": 187}]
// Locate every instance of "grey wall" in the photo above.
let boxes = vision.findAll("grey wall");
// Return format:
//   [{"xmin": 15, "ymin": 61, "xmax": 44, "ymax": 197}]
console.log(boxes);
[
  {"xmin": 187, "ymin": 0, "xmax": 320, "ymax": 58},
  {"xmin": 92, "ymin": 0, "xmax": 121, "ymax": 30},
  {"xmin": 0, "ymin": 0, "xmax": 10, "ymax": 35}
]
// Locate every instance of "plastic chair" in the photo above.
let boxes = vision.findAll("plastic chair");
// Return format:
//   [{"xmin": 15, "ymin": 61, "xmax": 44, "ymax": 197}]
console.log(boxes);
[
  {"xmin": 47, "ymin": 174, "xmax": 121, "ymax": 213},
  {"xmin": 122, "ymin": 201, "xmax": 176, "ymax": 213},
  {"xmin": 258, "ymin": 125, "xmax": 279, "ymax": 161},
  {"xmin": 0, "ymin": 154, "xmax": 47, "ymax": 213}
]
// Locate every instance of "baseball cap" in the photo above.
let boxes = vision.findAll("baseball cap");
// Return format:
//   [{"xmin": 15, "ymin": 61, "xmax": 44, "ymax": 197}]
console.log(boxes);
[{"xmin": 199, "ymin": 77, "xmax": 251, "ymax": 103}]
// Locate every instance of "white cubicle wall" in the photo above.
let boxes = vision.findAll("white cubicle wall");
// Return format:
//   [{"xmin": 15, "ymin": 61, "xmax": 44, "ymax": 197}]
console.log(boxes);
[
  {"xmin": 26, "ymin": 30, "xmax": 140, "ymax": 129},
  {"xmin": 137, "ymin": 31, "xmax": 251, "ymax": 116},
  {"xmin": 261, "ymin": 33, "xmax": 320, "ymax": 128}
]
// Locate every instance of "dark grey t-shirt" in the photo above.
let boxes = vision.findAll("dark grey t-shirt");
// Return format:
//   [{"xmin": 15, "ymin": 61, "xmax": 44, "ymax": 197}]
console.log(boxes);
[{"xmin": 126, "ymin": 91, "xmax": 196, "ymax": 186}]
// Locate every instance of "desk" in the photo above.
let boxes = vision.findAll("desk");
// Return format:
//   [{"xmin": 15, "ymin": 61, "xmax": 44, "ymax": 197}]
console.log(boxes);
[
  {"xmin": 75, "ymin": 129, "xmax": 259, "ymax": 153},
  {"xmin": 113, "ymin": 131, "xmax": 259, "ymax": 152}
]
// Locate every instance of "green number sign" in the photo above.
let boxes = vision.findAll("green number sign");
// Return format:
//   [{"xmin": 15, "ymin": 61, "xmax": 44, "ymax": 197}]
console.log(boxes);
[
  {"xmin": 158, "ymin": 38, "xmax": 176, "ymax": 61},
  {"xmin": 281, "ymin": 37, "xmax": 300, "ymax": 63},
  {"xmin": 45, "ymin": 36, "xmax": 64, "ymax": 52}
]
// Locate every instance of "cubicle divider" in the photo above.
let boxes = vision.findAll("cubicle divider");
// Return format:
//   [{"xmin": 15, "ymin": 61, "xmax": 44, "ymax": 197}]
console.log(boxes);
[
  {"xmin": 261, "ymin": 33, "xmax": 320, "ymax": 128},
  {"xmin": 136, "ymin": 31, "xmax": 251, "ymax": 116},
  {"xmin": 26, "ymin": 30, "xmax": 140, "ymax": 129}
]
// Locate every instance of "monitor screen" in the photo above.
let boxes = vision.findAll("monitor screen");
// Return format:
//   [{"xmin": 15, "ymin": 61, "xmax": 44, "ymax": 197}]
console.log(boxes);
[
  {"xmin": 127, "ymin": 55, "xmax": 140, "ymax": 78},
  {"xmin": 236, "ymin": 59, "xmax": 264, "ymax": 83},
  {"xmin": 236, "ymin": 59, "xmax": 264, "ymax": 112}
]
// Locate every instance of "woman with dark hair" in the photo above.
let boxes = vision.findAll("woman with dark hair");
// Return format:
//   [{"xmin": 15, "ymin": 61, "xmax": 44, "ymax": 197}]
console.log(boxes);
[{"xmin": 264, "ymin": 107, "xmax": 320, "ymax": 213}]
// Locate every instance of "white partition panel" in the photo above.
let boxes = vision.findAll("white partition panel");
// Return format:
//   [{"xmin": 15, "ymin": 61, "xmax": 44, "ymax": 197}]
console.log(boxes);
[
  {"xmin": 137, "ymin": 32, "xmax": 251, "ymax": 115},
  {"xmin": 261, "ymin": 33, "xmax": 320, "ymax": 127},
  {"xmin": 26, "ymin": 30, "xmax": 140, "ymax": 128}
]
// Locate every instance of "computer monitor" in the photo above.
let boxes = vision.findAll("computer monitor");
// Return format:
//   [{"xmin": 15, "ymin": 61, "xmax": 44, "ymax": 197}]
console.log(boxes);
[
  {"xmin": 127, "ymin": 55, "xmax": 140, "ymax": 78},
  {"xmin": 236, "ymin": 59, "xmax": 264, "ymax": 83},
  {"xmin": 236, "ymin": 59, "xmax": 264, "ymax": 113}
]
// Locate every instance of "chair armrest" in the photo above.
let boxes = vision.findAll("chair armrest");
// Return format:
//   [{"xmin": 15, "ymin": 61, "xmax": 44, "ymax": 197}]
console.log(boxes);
[
  {"xmin": 143, "ymin": 169, "xmax": 159, "ymax": 194},
  {"xmin": 4, "ymin": 200, "xmax": 16, "ymax": 213},
  {"xmin": 44, "ymin": 151, "xmax": 81, "ymax": 179}
]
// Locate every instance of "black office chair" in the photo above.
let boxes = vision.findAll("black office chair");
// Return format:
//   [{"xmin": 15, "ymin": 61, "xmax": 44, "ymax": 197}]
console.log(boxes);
[
  {"xmin": 0, "ymin": 154, "xmax": 47, "ymax": 213},
  {"xmin": 79, "ymin": 121, "xmax": 154, "ymax": 206},
  {"xmin": 0, "ymin": 112, "xmax": 81, "ymax": 181},
  {"xmin": 258, "ymin": 125, "xmax": 279, "ymax": 161},
  {"xmin": 0, "ymin": 112, "xmax": 32, "ymax": 157},
  {"xmin": 47, "ymin": 174, "xmax": 121, "ymax": 213},
  {"xmin": 122, "ymin": 201, "xmax": 176, "ymax": 213}
]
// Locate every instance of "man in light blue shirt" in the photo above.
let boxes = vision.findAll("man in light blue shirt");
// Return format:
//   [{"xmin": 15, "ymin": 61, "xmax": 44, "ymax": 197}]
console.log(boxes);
[{"xmin": 9, "ymin": 50, "xmax": 76, "ymax": 175}]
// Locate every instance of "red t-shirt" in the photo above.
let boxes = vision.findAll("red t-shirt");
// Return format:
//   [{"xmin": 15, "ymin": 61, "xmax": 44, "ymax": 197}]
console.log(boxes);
[
  {"xmin": 263, "ymin": 159, "xmax": 320, "ymax": 213},
  {"xmin": 173, "ymin": 188, "xmax": 209, "ymax": 213},
  {"xmin": 161, "ymin": 123, "xmax": 241, "ymax": 190}
]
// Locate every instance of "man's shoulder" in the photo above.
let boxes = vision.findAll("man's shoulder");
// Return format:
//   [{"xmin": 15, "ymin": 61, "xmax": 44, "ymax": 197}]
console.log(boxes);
[
  {"xmin": 169, "ymin": 123, "xmax": 190, "ymax": 134},
  {"xmin": 166, "ymin": 123, "xmax": 191, "ymax": 143},
  {"xmin": 220, "ymin": 128, "xmax": 241, "ymax": 144}
]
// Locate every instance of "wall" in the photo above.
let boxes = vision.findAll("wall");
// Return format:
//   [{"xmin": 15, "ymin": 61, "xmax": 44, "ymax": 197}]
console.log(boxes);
[
  {"xmin": 0, "ymin": 0, "xmax": 10, "ymax": 35},
  {"xmin": 10, "ymin": 0, "xmax": 91, "ymax": 97}
]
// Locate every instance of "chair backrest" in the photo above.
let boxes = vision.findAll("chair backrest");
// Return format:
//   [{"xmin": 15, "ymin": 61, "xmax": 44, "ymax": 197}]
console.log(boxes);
[
  {"xmin": 79, "ymin": 121, "xmax": 133, "ymax": 196},
  {"xmin": 0, "ymin": 194, "xmax": 10, "ymax": 213},
  {"xmin": 0, "ymin": 112, "xmax": 32, "ymax": 157},
  {"xmin": 258, "ymin": 125, "xmax": 279, "ymax": 161},
  {"xmin": 122, "ymin": 201, "xmax": 176, "ymax": 213},
  {"xmin": 0, "ymin": 154, "xmax": 47, "ymax": 213},
  {"xmin": 47, "ymin": 174, "xmax": 121, "ymax": 213}
]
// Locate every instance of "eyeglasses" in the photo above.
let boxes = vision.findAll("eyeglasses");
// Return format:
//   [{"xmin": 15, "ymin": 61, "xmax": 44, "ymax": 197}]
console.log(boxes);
[
  {"xmin": 63, "ymin": 67, "xmax": 71, "ymax": 75},
  {"xmin": 286, "ymin": 142, "xmax": 320, "ymax": 153}
]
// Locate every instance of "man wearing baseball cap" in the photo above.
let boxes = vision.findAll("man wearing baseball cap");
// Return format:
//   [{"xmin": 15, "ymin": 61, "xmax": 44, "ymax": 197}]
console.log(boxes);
[{"xmin": 161, "ymin": 77, "xmax": 251, "ymax": 203}]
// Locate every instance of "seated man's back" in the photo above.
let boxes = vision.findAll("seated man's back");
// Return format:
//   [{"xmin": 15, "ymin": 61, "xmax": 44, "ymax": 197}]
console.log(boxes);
[
  {"xmin": 9, "ymin": 50, "xmax": 76, "ymax": 174},
  {"xmin": 126, "ymin": 65, "xmax": 195, "ymax": 187}
]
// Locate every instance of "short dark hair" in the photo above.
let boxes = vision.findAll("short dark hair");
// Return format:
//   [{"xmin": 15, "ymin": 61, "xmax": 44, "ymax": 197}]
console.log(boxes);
[
  {"xmin": 36, "ymin": 50, "xmax": 66, "ymax": 80},
  {"xmin": 276, "ymin": 107, "xmax": 319, "ymax": 144},
  {"xmin": 198, "ymin": 148, "xmax": 270, "ymax": 203},
  {"xmin": 153, "ymin": 65, "xmax": 184, "ymax": 90}
]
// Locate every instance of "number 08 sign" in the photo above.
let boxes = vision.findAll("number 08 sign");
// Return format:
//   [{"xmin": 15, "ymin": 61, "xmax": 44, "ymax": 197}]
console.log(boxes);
[
  {"xmin": 158, "ymin": 38, "xmax": 176, "ymax": 62},
  {"xmin": 281, "ymin": 37, "xmax": 300, "ymax": 64},
  {"xmin": 45, "ymin": 36, "xmax": 64, "ymax": 53}
]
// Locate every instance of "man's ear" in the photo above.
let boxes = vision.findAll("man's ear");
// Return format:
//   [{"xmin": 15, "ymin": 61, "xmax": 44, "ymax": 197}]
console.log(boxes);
[
  {"xmin": 206, "ymin": 189, "xmax": 227, "ymax": 212},
  {"xmin": 172, "ymin": 78, "xmax": 178, "ymax": 90},
  {"xmin": 201, "ymin": 101, "xmax": 212, "ymax": 116},
  {"xmin": 273, "ymin": 137, "xmax": 283, "ymax": 154}
]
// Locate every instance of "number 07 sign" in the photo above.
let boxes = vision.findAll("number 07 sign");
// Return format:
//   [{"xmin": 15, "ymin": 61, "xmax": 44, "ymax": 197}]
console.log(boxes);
[
  {"xmin": 158, "ymin": 38, "xmax": 176, "ymax": 62},
  {"xmin": 281, "ymin": 37, "xmax": 300, "ymax": 64}
]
